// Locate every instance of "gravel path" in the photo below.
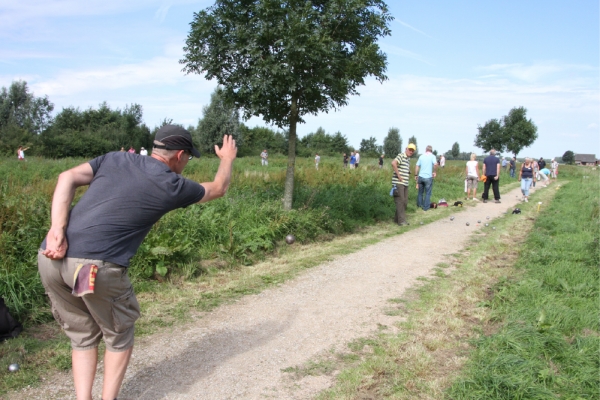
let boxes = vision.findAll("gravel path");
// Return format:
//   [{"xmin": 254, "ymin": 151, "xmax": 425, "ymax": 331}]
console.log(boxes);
[{"xmin": 11, "ymin": 184, "xmax": 541, "ymax": 400}]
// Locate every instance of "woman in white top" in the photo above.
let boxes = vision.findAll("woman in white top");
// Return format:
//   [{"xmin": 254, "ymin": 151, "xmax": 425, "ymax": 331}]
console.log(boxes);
[{"xmin": 465, "ymin": 153, "xmax": 480, "ymax": 201}]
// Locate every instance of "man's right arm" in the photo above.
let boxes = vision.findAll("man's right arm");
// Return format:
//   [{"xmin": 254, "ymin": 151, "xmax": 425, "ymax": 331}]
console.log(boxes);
[
  {"xmin": 42, "ymin": 162, "xmax": 95, "ymax": 260},
  {"xmin": 199, "ymin": 135, "xmax": 237, "ymax": 203},
  {"xmin": 391, "ymin": 158, "xmax": 402, "ymax": 182}
]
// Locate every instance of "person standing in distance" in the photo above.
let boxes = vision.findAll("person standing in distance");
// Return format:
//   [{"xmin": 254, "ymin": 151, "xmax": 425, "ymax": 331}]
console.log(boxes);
[
  {"xmin": 38, "ymin": 125, "xmax": 237, "ymax": 400},
  {"xmin": 354, "ymin": 151, "xmax": 360, "ymax": 168},
  {"xmin": 391, "ymin": 143, "xmax": 416, "ymax": 226},
  {"xmin": 17, "ymin": 145, "xmax": 30, "ymax": 160},
  {"xmin": 139, "ymin": 147, "xmax": 148, "ymax": 156},
  {"xmin": 378, "ymin": 154, "xmax": 384, "ymax": 169},
  {"xmin": 414, "ymin": 145, "xmax": 437, "ymax": 211},
  {"xmin": 465, "ymin": 153, "xmax": 480, "ymax": 201},
  {"xmin": 260, "ymin": 149, "xmax": 268, "ymax": 166},
  {"xmin": 315, "ymin": 153, "xmax": 320, "ymax": 170},
  {"xmin": 482, "ymin": 149, "xmax": 501, "ymax": 203}
]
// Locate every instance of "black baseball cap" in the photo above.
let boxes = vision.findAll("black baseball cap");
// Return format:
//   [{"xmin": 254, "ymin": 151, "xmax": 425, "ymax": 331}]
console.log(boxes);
[{"xmin": 154, "ymin": 125, "xmax": 200, "ymax": 158}]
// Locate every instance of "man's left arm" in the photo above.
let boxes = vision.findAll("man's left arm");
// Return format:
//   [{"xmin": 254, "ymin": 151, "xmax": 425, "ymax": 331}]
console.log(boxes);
[
  {"xmin": 42, "ymin": 162, "xmax": 95, "ymax": 260},
  {"xmin": 496, "ymin": 161, "xmax": 501, "ymax": 180}
]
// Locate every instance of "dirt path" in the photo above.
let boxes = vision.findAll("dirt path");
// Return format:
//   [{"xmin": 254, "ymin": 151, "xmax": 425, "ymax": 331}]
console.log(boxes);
[{"xmin": 12, "ymin": 184, "xmax": 545, "ymax": 400}]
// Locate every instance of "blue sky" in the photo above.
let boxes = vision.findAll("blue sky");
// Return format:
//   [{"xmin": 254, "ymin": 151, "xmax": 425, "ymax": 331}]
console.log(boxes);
[{"xmin": 1, "ymin": 0, "xmax": 598, "ymax": 158}]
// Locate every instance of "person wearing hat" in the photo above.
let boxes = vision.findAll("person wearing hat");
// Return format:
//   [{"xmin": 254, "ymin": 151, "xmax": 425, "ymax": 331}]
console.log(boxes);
[
  {"xmin": 38, "ymin": 125, "xmax": 237, "ymax": 400},
  {"xmin": 139, "ymin": 146, "xmax": 148, "ymax": 156},
  {"xmin": 391, "ymin": 143, "xmax": 416, "ymax": 226}
]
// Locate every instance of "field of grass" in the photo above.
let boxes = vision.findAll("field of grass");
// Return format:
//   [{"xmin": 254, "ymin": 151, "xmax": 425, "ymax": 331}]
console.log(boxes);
[{"xmin": 0, "ymin": 154, "xmax": 570, "ymax": 394}]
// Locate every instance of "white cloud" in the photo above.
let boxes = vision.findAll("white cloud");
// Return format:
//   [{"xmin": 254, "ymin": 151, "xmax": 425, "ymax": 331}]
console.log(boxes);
[
  {"xmin": 155, "ymin": 2, "xmax": 172, "ymax": 24},
  {"xmin": 587, "ymin": 123, "xmax": 598, "ymax": 129},
  {"xmin": 477, "ymin": 62, "xmax": 596, "ymax": 83}
]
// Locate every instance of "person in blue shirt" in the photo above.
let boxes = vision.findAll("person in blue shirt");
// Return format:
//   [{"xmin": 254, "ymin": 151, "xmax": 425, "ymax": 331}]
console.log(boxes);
[{"xmin": 414, "ymin": 145, "xmax": 438, "ymax": 211}]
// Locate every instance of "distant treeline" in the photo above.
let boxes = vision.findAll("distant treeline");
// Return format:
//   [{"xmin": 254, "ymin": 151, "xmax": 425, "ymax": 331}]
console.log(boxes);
[{"xmin": 0, "ymin": 80, "xmax": 360, "ymax": 159}]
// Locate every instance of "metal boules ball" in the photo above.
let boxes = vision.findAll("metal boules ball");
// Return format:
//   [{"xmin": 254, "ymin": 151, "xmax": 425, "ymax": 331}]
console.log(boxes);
[
  {"xmin": 450, "ymin": 216, "xmax": 455, "ymax": 221},
  {"xmin": 420, "ymin": 222, "xmax": 424, "ymax": 225},
  {"xmin": 477, "ymin": 220, "xmax": 481, "ymax": 223},
  {"xmin": 8, "ymin": 364, "xmax": 20, "ymax": 372},
  {"xmin": 285, "ymin": 234, "xmax": 295, "ymax": 245},
  {"xmin": 485, "ymin": 223, "xmax": 489, "ymax": 227},
  {"xmin": 492, "ymin": 226, "xmax": 496, "ymax": 230},
  {"xmin": 466, "ymin": 222, "xmax": 470, "ymax": 226},
  {"xmin": 486, "ymin": 216, "xmax": 490, "ymax": 220}
]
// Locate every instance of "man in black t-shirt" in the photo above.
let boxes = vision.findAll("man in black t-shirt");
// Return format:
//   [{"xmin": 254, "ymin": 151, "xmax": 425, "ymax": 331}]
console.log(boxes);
[
  {"xmin": 38, "ymin": 125, "xmax": 237, "ymax": 400},
  {"xmin": 482, "ymin": 149, "xmax": 501, "ymax": 203},
  {"xmin": 538, "ymin": 157, "xmax": 546, "ymax": 170}
]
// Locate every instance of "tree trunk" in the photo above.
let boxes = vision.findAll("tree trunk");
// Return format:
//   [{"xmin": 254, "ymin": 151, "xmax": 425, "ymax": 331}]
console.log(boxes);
[{"xmin": 283, "ymin": 96, "xmax": 298, "ymax": 211}]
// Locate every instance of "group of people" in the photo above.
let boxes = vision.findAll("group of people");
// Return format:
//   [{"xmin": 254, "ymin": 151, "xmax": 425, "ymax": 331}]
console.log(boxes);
[
  {"xmin": 342, "ymin": 151, "xmax": 361, "ymax": 168},
  {"xmin": 120, "ymin": 146, "xmax": 148, "ymax": 156},
  {"xmin": 391, "ymin": 146, "xmax": 560, "ymax": 226}
]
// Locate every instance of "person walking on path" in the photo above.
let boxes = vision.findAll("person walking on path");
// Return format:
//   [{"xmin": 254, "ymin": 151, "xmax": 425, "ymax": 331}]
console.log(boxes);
[
  {"xmin": 482, "ymin": 149, "xmax": 501, "ymax": 203},
  {"xmin": 314, "ymin": 153, "xmax": 320, "ymax": 170},
  {"xmin": 439, "ymin": 154, "xmax": 445, "ymax": 168},
  {"xmin": 509, "ymin": 157, "xmax": 516, "ymax": 178},
  {"xmin": 415, "ymin": 145, "xmax": 437, "ymax": 211},
  {"xmin": 551, "ymin": 158, "xmax": 558, "ymax": 179},
  {"xmin": 17, "ymin": 145, "xmax": 29, "ymax": 160},
  {"xmin": 391, "ymin": 143, "xmax": 416, "ymax": 225},
  {"xmin": 260, "ymin": 149, "xmax": 268, "ymax": 166},
  {"xmin": 519, "ymin": 157, "xmax": 535, "ymax": 202},
  {"xmin": 355, "ymin": 151, "xmax": 360, "ymax": 168},
  {"xmin": 38, "ymin": 125, "xmax": 237, "ymax": 400},
  {"xmin": 465, "ymin": 153, "xmax": 480, "ymax": 201}
]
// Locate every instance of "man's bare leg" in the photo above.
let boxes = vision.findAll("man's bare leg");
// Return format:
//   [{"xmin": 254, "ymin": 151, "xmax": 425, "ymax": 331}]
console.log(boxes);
[
  {"xmin": 72, "ymin": 348, "xmax": 98, "ymax": 400},
  {"xmin": 101, "ymin": 347, "xmax": 133, "ymax": 400}
]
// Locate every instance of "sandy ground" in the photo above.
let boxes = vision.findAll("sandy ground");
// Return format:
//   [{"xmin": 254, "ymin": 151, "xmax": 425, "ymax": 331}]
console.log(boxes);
[{"xmin": 10, "ymin": 184, "xmax": 544, "ymax": 400}]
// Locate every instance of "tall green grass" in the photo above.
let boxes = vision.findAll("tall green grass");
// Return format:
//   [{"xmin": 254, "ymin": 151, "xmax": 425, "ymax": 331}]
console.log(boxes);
[
  {"xmin": 0, "ymin": 155, "xmax": 519, "ymax": 323},
  {"xmin": 447, "ymin": 174, "xmax": 600, "ymax": 399}
]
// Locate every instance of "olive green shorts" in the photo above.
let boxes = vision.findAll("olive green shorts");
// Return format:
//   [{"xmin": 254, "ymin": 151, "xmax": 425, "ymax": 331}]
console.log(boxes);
[{"xmin": 38, "ymin": 250, "xmax": 140, "ymax": 352}]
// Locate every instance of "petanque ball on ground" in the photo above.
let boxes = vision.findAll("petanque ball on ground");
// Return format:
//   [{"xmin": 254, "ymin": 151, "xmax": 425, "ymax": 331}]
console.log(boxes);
[
  {"xmin": 420, "ymin": 222, "xmax": 424, "ymax": 225},
  {"xmin": 492, "ymin": 226, "xmax": 496, "ymax": 230},
  {"xmin": 8, "ymin": 364, "xmax": 19, "ymax": 372},
  {"xmin": 485, "ymin": 223, "xmax": 489, "ymax": 227},
  {"xmin": 477, "ymin": 220, "xmax": 481, "ymax": 223},
  {"xmin": 285, "ymin": 234, "xmax": 295, "ymax": 244},
  {"xmin": 466, "ymin": 222, "xmax": 470, "ymax": 226},
  {"xmin": 486, "ymin": 216, "xmax": 490, "ymax": 220},
  {"xmin": 450, "ymin": 216, "xmax": 455, "ymax": 221}
]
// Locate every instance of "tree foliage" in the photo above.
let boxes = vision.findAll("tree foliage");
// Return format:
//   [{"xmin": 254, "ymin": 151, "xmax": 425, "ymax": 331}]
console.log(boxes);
[
  {"xmin": 298, "ymin": 127, "xmax": 350, "ymax": 156},
  {"xmin": 451, "ymin": 142, "xmax": 460, "ymax": 158},
  {"xmin": 196, "ymin": 87, "xmax": 242, "ymax": 154},
  {"xmin": 39, "ymin": 102, "xmax": 151, "ymax": 158},
  {"xmin": 562, "ymin": 150, "xmax": 574, "ymax": 165},
  {"xmin": 181, "ymin": 0, "xmax": 393, "ymax": 209},
  {"xmin": 475, "ymin": 107, "xmax": 538, "ymax": 156},
  {"xmin": 359, "ymin": 136, "xmax": 381, "ymax": 157},
  {"xmin": 383, "ymin": 127, "xmax": 401, "ymax": 157},
  {"xmin": 0, "ymin": 80, "xmax": 54, "ymax": 155}
]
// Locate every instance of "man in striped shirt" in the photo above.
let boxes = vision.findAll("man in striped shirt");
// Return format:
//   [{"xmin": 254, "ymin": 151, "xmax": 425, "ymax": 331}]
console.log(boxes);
[{"xmin": 391, "ymin": 143, "xmax": 416, "ymax": 226}]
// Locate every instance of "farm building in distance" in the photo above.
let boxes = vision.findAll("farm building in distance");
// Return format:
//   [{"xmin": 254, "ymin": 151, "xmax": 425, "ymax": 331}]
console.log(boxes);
[{"xmin": 573, "ymin": 154, "xmax": 598, "ymax": 166}]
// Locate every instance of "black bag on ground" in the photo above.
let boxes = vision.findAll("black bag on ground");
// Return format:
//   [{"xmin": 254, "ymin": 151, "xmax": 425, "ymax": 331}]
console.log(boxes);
[{"xmin": 0, "ymin": 297, "xmax": 23, "ymax": 341}]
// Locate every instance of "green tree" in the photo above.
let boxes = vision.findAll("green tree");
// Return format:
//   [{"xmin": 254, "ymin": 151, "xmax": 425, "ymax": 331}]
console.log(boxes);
[
  {"xmin": 383, "ymin": 127, "xmax": 401, "ymax": 157},
  {"xmin": 451, "ymin": 142, "xmax": 460, "ymax": 158},
  {"xmin": 475, "ymin": 107, "xmax": 537, "ymax": 156},
  {"xmin": 0, "ymin": 80, "xmax": 54, "ymax": 155},
  {"xmin": 330, "ymin": 131, "xmax": 350, "ymax": 154},
  {"xmin": 562, "ymin": 150, "xmax": 574, "ymax": 165},
  {"xmin": 503, "ymin": 107, "xmax": 538, "ymax": 156},
  {"xmin": 359, "ymin": 136, "xmax": 380, "ymax": 157},
  {"xmin": 181, "ymin": 0, "xmax": 392, "ymax": 210},
  {"xmin": 408, "ymin": 135, "xmax": 418, "ymax": 157},
  {"xmin": 196, "ymin": 87, "xmax": 242, "ymax": 154}
]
